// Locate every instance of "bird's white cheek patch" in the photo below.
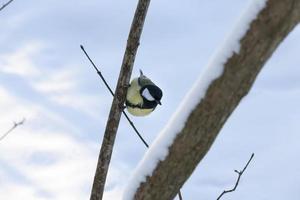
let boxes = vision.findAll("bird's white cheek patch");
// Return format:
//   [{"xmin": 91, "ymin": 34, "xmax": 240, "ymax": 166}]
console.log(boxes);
[{"xmin": 142, "ymin": 88, "xmax": 155, "ymax": 101}]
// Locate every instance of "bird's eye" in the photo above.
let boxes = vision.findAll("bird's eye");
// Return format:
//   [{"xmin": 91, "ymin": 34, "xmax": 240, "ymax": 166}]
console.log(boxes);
[{"xmin": 142, "ymin": 88, "xmax": 155, "ymax": 101}]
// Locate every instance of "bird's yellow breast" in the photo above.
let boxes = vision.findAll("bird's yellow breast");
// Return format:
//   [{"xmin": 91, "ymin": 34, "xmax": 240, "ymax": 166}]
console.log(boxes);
[
  {"xmin": 126, "ymin": 78, "xmax": 143, "ymax": 105},
  {"xmin": 127, "ymin": 106, "xmax": 154, "ymax": 116}
]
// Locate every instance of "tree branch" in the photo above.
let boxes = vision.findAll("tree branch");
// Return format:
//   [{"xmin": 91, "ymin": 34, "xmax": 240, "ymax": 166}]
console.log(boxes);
[
  {"xmin": 178, "ymin": 190, "xmax": 183, "ymax": 200},
  {"xmin": 0, "ymin": 0, "xmax": 15, "ymax": 12},
  {"xmin": 0, "ymin": 118, "xmax": 25, "ymax": 141},
  {"xmin": 217, "ymin": 153, "xmax": 254, "ymax": 200},
  {"xmin": 132, "ymin": 0, "xmax": 300, "ymax": 199},
  {"xmin": 89, "ymin": 0, "xmax": 152, "ymax": 200}
]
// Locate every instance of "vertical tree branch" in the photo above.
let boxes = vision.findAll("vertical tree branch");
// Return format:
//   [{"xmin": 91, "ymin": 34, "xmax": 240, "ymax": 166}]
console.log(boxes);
[
  {"xmin": 0, "ymin": 0, "xmax": 15, "ymax": 12},
  {"xmin": 89, "ymin": 1, "xmax": 151, "ymax": 200}
]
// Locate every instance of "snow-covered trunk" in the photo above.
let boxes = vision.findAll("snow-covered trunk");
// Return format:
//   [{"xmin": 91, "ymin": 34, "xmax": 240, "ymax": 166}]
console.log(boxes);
[{"xmin": 124, "ymin": 0, "xmax": 300, "ymax": 199}]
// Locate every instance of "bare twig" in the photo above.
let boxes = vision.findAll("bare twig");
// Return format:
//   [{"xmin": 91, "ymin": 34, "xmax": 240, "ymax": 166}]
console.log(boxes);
[
  {"xmin": 0, "ymin": 0, "xmax": 15, "ymax": 12},
  {"xmin": 89, "ymin": 0, "xmax": 152, "ymax": 199},
  {"xmin": 80, "ymin": 45, "xmax": 149, "ymax": 147},
  {"xmin": 217, "ymin": 153, "xmax": 254, "ymax": 200},
  {"xmin": 0, "ymin": 118, "xmax": 25, "ymax": 141},
  {"xmin": 178, "ymin": 190, "xmax": 183, "ymax": 200}
]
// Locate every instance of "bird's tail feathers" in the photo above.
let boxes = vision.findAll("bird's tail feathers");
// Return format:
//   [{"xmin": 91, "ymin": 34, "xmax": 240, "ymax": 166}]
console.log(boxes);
[{"xmin": 139, "ymin": 69, "xmax": 144, "ymax": 77}]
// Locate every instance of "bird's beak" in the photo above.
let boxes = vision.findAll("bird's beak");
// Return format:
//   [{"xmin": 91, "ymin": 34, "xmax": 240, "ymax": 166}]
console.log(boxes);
[{"xmin": 156, "ymin": 100, "xmax": 162, "ymax": 105}]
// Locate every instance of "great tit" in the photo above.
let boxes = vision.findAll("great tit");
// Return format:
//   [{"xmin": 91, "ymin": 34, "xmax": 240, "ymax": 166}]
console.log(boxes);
[{"xmin": 126, "ymin": 70, "xmax": 163, "ymax": 116}]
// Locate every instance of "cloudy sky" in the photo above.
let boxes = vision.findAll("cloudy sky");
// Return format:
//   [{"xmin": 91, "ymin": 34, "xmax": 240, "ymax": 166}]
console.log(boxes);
[{"xmin": 1, "ymin": 0, "xmax": 300, "ymax": 199}]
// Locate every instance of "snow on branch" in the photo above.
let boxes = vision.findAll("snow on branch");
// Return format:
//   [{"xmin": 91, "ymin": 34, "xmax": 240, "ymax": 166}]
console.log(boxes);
[{"xmin": 123, "ymin": 0, "xmax": 300, "ymax": 199}]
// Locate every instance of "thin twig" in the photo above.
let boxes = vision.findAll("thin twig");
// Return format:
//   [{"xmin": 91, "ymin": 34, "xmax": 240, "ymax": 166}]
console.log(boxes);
[
  {"xmin": 80, "ymin": 45, "xmax": 149, "ymax": 148},
  {"xmin": 178, "ymin": 190, "xmax": 183, "ymax": 200},
  {"xmin": 81, "ymin": 45, "xmax": 184, "ymax": 200},
  {"xmin": 0, "ymin": 0, "xmax": 15, "ymax": 12},
  {"xmin": 217, "ymin": 153, "xmax": 254, "ymax": 200},
  {"xmin": 0, "ymin": 118, "xmax": 25, "ymax": 141}
]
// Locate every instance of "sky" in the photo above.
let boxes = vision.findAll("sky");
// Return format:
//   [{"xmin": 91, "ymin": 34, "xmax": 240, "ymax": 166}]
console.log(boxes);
[{"xmin": 0, "ymin": 0, "xmax": 300, "ymax": 200}]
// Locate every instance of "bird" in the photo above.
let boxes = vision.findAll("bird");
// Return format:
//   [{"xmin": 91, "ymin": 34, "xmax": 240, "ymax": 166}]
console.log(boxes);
[{"xmin": 126, "ymin": 70, "xmax": 163, "ymax": 116}]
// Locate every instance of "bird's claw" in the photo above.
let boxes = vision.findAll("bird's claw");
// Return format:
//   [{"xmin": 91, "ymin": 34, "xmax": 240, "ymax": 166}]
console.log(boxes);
[
  {"xmin": 119, "ymin": 104, "xmax": 127, "ymax": 111},
  {"xmin": 124, "ymin": 84, "xmax": 130, "ymax": 89}
]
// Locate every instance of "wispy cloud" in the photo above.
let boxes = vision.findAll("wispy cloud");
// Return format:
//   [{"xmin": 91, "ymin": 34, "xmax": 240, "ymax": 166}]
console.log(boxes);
[
  {"xmin": 0, "ymin": 85, "xmax": 119, "ymax": 200},
  {"xmin": 0, "ymin": 41, "xmax": 107, "ymax": 119},
  {"xmin": 0, "ymin": 43, "xmax": 126, "ymax": 199},
  {"xmin": 31, "ymin": 65, "xmax": 107, "ymax": 118},
  {"xmin": 0, "ymin": 41, "xmax": 42, "ymax": 77}
]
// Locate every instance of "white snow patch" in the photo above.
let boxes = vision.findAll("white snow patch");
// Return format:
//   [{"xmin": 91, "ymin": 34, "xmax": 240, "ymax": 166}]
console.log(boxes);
[{"xmin": 122, "ymin": 0, "xmax": 267, "ymax": 199}]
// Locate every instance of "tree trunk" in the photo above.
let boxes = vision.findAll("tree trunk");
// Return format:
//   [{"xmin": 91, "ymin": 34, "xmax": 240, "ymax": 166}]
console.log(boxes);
[{"xmin": 133, "ymin": 0, "xmax": 300, "ymax": 199}]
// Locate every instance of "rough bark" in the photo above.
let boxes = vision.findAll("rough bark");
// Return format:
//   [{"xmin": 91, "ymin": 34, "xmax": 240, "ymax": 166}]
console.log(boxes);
[
  {"xmin": 134, "ymin": 0, "xmax": 300, "ymax": 199},
  {"xmin": 90, "ymin": 0, "xmax": 151, "ymax": 200}
]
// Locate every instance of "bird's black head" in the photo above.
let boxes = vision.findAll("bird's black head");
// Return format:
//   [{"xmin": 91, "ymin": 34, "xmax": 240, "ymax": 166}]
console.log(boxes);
[{"xmin": 141, "ymin": 85, "xmax": 163, "ymax": 106}]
